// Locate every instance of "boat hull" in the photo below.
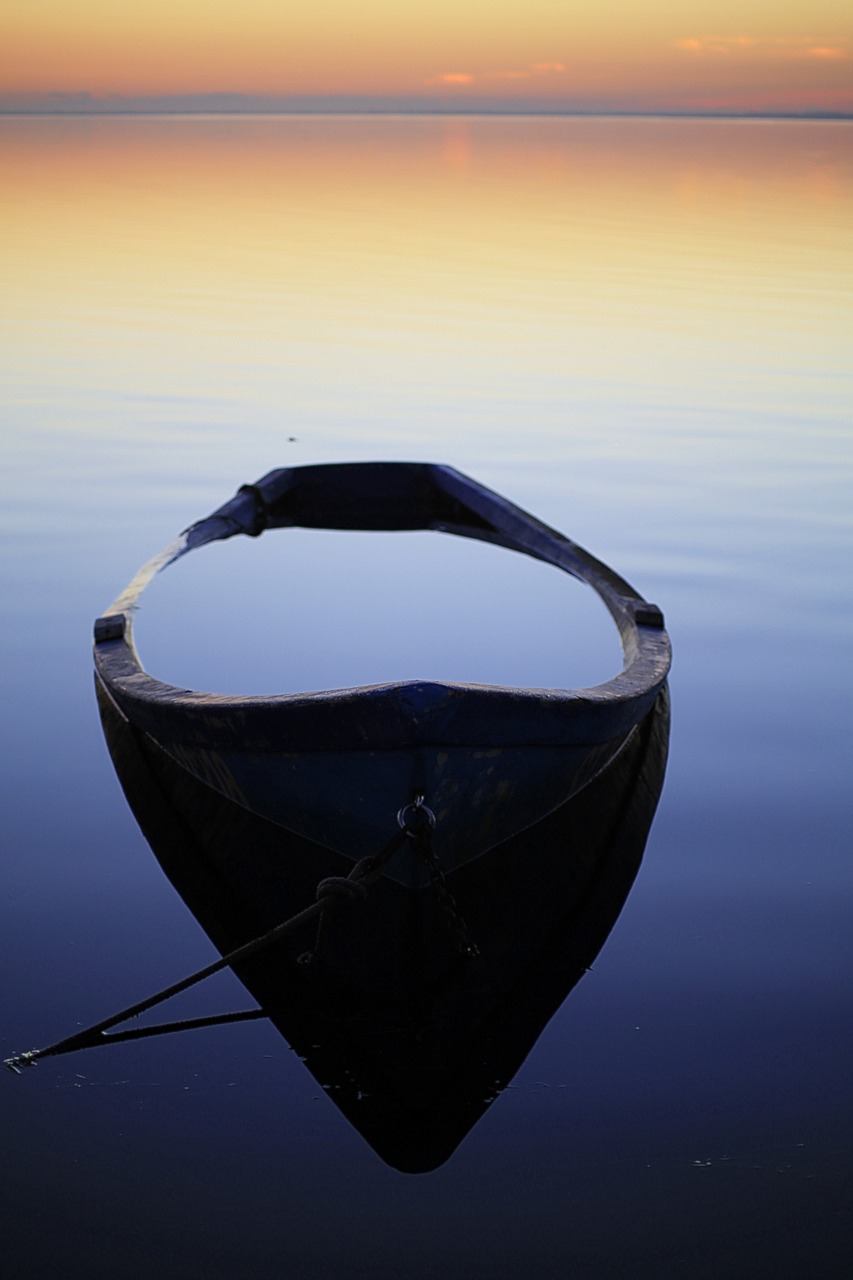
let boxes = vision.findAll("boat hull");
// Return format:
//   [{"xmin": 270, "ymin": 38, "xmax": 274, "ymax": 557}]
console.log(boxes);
[
  {"xmin": 160, "ymin": 734, "xmax": 632, "ymax": 882},
  {"xmin": 93, "ymin": 463, "xmax": 672, "ymax": 883},
  {"xmin": 96, "ymin": 674, "xmax": 671, "ymax": 1172}
]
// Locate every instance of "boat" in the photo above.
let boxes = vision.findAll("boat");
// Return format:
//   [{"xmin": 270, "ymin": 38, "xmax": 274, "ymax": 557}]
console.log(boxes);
[
  {"xmin": 96, "ymin": 673, "xmax": 670, "ymax": 1171},
  {"xmin": 93, "ymin": 462, "xmax": 671, "ymax": 885}
]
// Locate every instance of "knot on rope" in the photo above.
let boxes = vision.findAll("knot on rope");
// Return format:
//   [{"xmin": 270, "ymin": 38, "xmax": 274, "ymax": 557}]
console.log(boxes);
[
  {"xmin": 4, "ymin": 1051, "xmax": 38, "ymax": 1074},
  {"xmin": 315, "ymin": 876, "xmax": 368, "ymax": 905}
]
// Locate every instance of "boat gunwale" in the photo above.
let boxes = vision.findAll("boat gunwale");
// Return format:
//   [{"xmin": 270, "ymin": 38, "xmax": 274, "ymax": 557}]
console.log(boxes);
[{"xmin": 93, "ymin": 462, "xmax": 671, "ymax": 751}]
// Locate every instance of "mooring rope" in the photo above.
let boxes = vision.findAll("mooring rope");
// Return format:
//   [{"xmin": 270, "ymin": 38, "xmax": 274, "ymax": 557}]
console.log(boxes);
[
  {"xmin": 4, "ymin": 823, "xmax": 409, "ymax": 1073},
  {"xmin": 4, "ymin": 796, "xmax": 480, "ymax": 1074}
]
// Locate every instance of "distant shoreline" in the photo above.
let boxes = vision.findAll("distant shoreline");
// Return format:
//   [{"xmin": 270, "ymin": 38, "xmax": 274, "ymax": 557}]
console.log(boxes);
[
  {"xmin": 2, "ymin": 106, "xmax": 852, "ymax": 121},
  {"xmin": 1, "ymin": 93, "xmax": 851, "ymax": 121}
]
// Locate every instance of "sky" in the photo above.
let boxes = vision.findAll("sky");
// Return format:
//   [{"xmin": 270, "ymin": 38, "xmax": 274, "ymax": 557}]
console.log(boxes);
[{"xmin": 1, "ymin": 0, "xmax": 852, "ymax": 114}]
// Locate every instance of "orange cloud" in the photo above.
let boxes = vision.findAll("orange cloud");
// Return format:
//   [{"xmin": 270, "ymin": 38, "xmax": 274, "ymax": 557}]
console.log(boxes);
[
  {"xmin": 674, "ymin": 36, "xmax": 848, "ymax": 60},
  {"xmin": 424, "ymin": 62, "xmax": 565, "ymax": 87}
]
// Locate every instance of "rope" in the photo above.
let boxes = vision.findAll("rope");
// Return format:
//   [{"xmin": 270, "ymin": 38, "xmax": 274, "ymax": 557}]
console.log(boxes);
[
  {"xmin": 4, "ymin": 824, "xmax": 408, "ymax": 1073},
  {"xmin": 3, "ymin": 797, "xmax": 479, "ymax": 1073}
]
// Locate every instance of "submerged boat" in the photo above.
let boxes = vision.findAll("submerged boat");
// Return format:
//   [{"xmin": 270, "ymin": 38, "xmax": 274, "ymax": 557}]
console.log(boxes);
[
  {"xmin": 96, "ymin": 673, "xmax": 670, "ymax": 1171},
  {"xmin": 93, "ymin": 462, "xmax": 671, "ymax": 885}
]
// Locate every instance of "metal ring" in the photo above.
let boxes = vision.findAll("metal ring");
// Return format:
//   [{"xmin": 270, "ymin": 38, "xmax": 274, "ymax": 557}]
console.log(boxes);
[{"xmin": 397, "ymin": 799, "xmax": 436, "ymax": 834}]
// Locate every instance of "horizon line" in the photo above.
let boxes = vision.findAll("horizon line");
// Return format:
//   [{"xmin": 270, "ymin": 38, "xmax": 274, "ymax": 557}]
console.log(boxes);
[
  {"xmin": 1, "ymin": 91, "xmax": 851, "ymax": 121},
  {"xmin": 2, "ymin": 108, "xmax": 852, "ymax": 122}
]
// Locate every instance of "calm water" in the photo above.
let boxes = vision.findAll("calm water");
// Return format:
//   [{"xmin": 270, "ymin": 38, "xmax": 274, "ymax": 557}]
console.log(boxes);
[{"xmin": 1, "ymin": 115, "xmax": 851, "ymax": 1277}]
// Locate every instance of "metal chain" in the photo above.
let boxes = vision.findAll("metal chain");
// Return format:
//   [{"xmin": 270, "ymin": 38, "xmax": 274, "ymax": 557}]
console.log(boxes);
[{"xmin": 401, "ymin": 795, "xmax": 480, "ymax": 958}]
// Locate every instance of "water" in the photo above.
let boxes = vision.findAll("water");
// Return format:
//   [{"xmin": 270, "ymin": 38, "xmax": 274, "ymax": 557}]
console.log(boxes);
[{"xmin": 1, "ymin": 115, "xmax": 851, "ymax": 1277}]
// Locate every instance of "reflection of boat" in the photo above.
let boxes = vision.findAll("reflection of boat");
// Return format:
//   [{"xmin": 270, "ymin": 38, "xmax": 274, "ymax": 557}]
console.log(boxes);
[
  {"xmin": 93, "ymin": 463, "xmax": 670, "ymax": 883},
  {"xmin": 97, "ymin": 675, "xmax": 670, "ymax": 1172}
]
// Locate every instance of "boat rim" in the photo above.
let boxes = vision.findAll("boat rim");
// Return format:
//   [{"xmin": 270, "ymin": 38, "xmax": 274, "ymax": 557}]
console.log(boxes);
[{"xmin": 92, "ymin": 461, "xmax": 671, "ymax": 751}]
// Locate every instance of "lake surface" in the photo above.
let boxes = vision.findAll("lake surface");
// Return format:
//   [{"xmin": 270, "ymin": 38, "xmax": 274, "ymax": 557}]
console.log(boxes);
[{"xmin": 1, "ymin": 115, "xmax": 851, "ymax": 1277}]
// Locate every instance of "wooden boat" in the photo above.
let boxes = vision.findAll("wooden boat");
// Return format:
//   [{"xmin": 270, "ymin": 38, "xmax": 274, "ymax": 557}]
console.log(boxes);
[
  {"xmin": 96, "ymin": 673, "xmax": 670, "ymax": 1172},
  {"xmin": 93, "ymin": 462, "xmax": 671, "ymax": 886}
]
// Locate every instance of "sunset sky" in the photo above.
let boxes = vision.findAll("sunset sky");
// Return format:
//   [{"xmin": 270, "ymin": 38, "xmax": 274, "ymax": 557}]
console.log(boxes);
[{"xmin": 1, "ymin": 0, "xmax": 851, "ymax": 113}]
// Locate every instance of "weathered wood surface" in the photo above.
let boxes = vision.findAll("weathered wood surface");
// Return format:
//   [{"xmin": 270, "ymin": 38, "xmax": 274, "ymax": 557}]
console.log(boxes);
[{"xmin": 93, "ymin": 463, "xmax": 671, "ymax": 875}]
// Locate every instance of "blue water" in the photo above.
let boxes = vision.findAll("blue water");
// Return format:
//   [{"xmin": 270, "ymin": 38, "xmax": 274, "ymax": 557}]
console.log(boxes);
[{"xmin": 1, "ymin": 115, "xmax": 851, "ymax": 1277}]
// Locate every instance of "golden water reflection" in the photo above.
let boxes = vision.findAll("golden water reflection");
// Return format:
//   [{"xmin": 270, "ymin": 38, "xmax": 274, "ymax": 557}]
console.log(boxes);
[{"xmin": 2, "ymin": 115, "xmax": 851, "ymax": 443}]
